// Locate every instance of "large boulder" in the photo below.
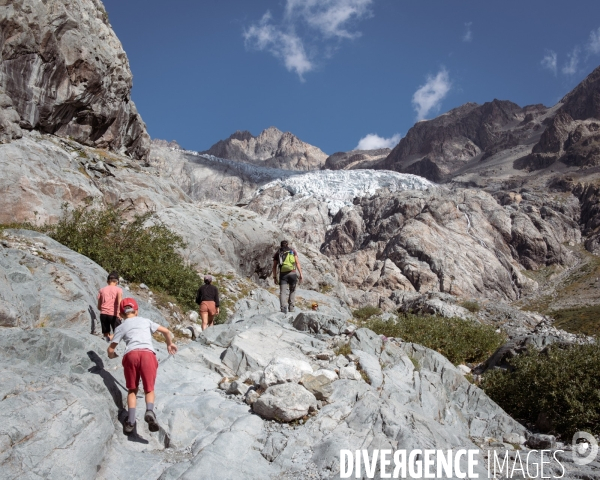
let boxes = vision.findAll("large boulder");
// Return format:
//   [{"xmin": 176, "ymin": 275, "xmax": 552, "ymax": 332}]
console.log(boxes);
[
  {"xmin": 0, "ymin": 0, "xmax": 149, "ymax": 159},
  {"xmin": 292, "ymin": 312, "xmax": 347, "ymax": 336},
  {"xmin": 261, "ymin": 357, "xmax": 313, "ymax": 388},
  {"xmin": 253, "ymin": 383, "xmax": 318, "ymax": 422},
  {"xmin": 301, "ymin": 373, "xmax": 334, "ymax": 401}
]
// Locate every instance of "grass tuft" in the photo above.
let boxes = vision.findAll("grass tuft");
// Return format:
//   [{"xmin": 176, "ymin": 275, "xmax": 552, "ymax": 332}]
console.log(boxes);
[
  {"xmin": 334, "ymin": 343, "xmax": 352, "ymax": 357},
  {"xmin": 460, "ymin": 300, "xmax": 481, "ymax": 313}
]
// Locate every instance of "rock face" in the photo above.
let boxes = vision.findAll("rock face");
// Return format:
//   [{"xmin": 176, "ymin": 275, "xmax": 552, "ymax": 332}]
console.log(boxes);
[
  {"xmin": 383, "ymin": 100, "xmax": 548, "ymax": 181},
  {"xmin": 560, "ymin": 64, "xmax": 600, "ymax": 121},
  {"xmin": 517, "ymin": 66, "xmax": 600, "ymax": 171},
  {"xmin": 0, "ymin": 133, "xmax": 188, "ymax": 225},
  {"xmin": 324, "ymin": 148, "xmax": 390, "ymax": 170},
  {"xmin": 321, "ymin": 186, "xmax": 579, "ymax": 307},
  {"xmin": 149, "ymin": 141, "xmax": 269, "ymax": 205},
  {"xmin": 202, "ymin": 127, "xmax": 328, "ymax": 170},
  {"xmin": 0, "ymin": 0, "xmax": 149, "ymax": 159},
  {"xmin": 0, "ymin": 89, "xmax": 22, "ymax": 143}
]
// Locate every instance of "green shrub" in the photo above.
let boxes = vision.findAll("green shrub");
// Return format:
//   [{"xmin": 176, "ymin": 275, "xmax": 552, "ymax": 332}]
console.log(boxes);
[
  {"xmin": 483, "ymin": 343, "xmax": 600, "ymax": 438},
  {"xmin": 365, "ymin": 314, "xmax": 505, "ymax": 365},
  {"xmin": 212, "ymin": 294, "xmax": 232, "ymax": 325},
  {"xmin": 45, "ymin": 205, "xmax": 200, "ymax": 311},
  {"xmin": 353, "ymin": 305, "xmax": 382, "ymax": 322},
  {"xmin": 461, "ymin": 300, "xmax": 481, "ymax": 313}
]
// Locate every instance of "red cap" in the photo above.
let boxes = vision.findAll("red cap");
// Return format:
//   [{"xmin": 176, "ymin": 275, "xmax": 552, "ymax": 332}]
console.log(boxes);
[{"xmin": 120, "ymin": 298, "xmax": 138, "ymax": 315}]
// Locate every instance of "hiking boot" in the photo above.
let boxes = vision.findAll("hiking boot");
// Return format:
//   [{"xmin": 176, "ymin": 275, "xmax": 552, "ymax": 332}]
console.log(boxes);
[
  {"xmin": 145, "ymin": 410, "xmax": 159, "ymax": 432},
  {"xmin": 280, "ymin": 306, "xmax": 288, "ymax": 314},
  {"xmin": 288, "ymin": 305, "xmax": 295, "ymax": 312},
  {"xmin": 123, "ymin": 421, "xmax": 135, "ymax": 435}
]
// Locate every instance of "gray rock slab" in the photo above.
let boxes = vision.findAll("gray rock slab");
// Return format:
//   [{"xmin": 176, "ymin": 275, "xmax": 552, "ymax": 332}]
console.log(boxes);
[
  {"xmin": 0, "ymin": 1, "xmax": 149, "ymax": 158},
  {"xmin": 349, "ymin": 327, "xmax": 383, "ymax": 356},
  {"xmin": 221, "ymin": 323, "xmax": 326, "ymax": 375},
  {"xmin": 0, "ymin": 328, "xmax": 118, "ymax": 480},
  {"xmin": 353, "ymin": 350, "xmax": 384, "ymax": 388}
]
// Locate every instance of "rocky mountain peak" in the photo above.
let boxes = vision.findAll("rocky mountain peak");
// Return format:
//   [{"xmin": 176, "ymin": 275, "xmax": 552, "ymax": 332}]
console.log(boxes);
[
  {"xmin": 228, "ymin": 130, "xmax": 255, "ymax": 142},
  {"xmin": 515, "ymin": 65, "xmax": 600, "ymax": 172},
  {"xmin": 324, "ymin": 148, "xmax": 391, "ymax": 170},
  {"xmin": 559, "ymin": 64, "xmax": 600, "ymax": 120},
  {"xmin": 383, "ymin": 98, "xmax": 547, "ymax": 181},
  {"xmin": 0, "ymin": 0, "xmax": 149, "ymax": 159},
  {"xmin": 202, "ymin": 126, "xmax": 328, "ymax": 170}
]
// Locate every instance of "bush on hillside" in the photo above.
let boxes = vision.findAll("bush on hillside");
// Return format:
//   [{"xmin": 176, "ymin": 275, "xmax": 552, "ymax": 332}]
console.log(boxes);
[
  {"xmin": 365, "ymin": 314, "xmax": 505, "ymax": 365},
  {"xmin": 353, "ymin": 305, "xmax": 382, "ymax": 322},
  {"xmin": 482, "ymin": 343, "xmax": 600, "ymax": 438},
  {"xmin": 46, "ymin": 205, "xmax": 200, "ymax": 311},
  {"xmin": 461, "ymin": 300, "xmax": 481, "ymax": 313}
]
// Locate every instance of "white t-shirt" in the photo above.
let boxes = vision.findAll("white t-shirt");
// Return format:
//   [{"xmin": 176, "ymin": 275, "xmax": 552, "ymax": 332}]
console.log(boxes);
[{"xmin": 112, "ymin": 316, "xmax": 160, "ymax": 355}]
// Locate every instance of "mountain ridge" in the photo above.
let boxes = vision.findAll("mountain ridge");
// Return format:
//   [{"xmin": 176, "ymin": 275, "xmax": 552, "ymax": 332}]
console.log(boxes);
[{"xmin": 201, "ymin": 126, "xmax": 328, "ymax": 171}]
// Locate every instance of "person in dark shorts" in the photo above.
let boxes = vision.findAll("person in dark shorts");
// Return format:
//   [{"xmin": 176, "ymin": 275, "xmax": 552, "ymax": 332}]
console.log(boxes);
[
  {"xmin": 195, "ymin": 275, "xmax": 220, "ymax": 331},
  {"xmin": 97, "ymin": 271, "xmax": 123, "ymax": 342},
  {"xmin": 272, "ymin": 240, "xmax": 303, "ymax": 313},
  {"xmin": 107, "ymin": 298, "xmax": 177, "ymax": 435}
]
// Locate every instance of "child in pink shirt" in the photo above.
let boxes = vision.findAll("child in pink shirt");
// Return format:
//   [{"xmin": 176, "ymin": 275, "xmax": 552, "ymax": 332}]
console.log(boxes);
[{"xmin": 97, "ymin": 271, "xmax": 123, "ymax": 342}]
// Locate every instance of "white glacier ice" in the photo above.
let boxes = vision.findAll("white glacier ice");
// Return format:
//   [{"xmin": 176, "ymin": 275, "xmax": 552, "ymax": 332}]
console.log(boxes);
[
  {"xmin": 256, "ymin": 170, "xmax": 435, "ymax": 215},
  {"xmin": 176, "ymin": 149, "xmax": 435, "ymax": 215}
]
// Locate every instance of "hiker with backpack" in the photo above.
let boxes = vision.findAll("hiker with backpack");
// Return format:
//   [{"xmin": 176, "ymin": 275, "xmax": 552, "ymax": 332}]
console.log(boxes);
[
  {"xmin": 107, "ymin": 298, "xmax": 177, "ymax": 435},
  {"xmin": 195, "ymin": 275, "xmax": 220, "ymax": 330},
  {"xmin": 272, "ymin": 240, "xmax": 303, "ymax": 313},
  {"xmin": 97, "ymin": 271, "xmax": 123, "ymax": 342}
]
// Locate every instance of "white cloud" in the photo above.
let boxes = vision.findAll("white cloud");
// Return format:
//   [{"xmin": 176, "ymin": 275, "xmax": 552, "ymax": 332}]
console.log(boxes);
[
  {"xmin": 541, "ymin": 50, "xmax": 557, "ymax": 75},
  {"xmin": 355, "ymin": 133, "xmax": 401, "ymax": 150},
  {"xmin": 588, "ymin": 27, "xmax": 600, "ymax": 54},
  {"xmin": 463, "ymin": 22, "xmax": 472, "ymax": 42},
  {"xmin": 285, "ymin": 0, "xmax": 373, "ymax": 39},
  {"xmin": 244, "ymin": 0, "xmax": 373, "ymax": 80},
  {"xmin": 412, "ymin": 68, "xmax": 451, "ymax": 121},
  {"xmin": 244, "ymin": 13, "xmax": 313, "ymax": 80},
  {"xmin": 562, "ymin": 47, "xmax": 580, "ymax": 75}
]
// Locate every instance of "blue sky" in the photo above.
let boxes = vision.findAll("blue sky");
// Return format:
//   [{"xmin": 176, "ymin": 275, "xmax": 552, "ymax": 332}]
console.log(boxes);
[{"xmin": 102, "ymin": 0, "xmax": 600, "ymax": 154}]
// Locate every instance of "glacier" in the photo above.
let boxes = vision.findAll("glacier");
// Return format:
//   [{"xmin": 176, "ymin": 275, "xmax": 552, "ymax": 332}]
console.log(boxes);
[
  {"xmin": 256, "ymin": 170, "xmax": 435, "ymax": 215},
  {"xmin": 176, "ymin": 149, "xmax": 435, "ymax": 215}
]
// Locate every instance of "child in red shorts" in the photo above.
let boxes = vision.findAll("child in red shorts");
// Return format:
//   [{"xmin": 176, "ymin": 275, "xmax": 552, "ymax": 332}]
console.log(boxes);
[{"xmin": 107, "ymin": 298, "xmax": 177, "ymax": 435}]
